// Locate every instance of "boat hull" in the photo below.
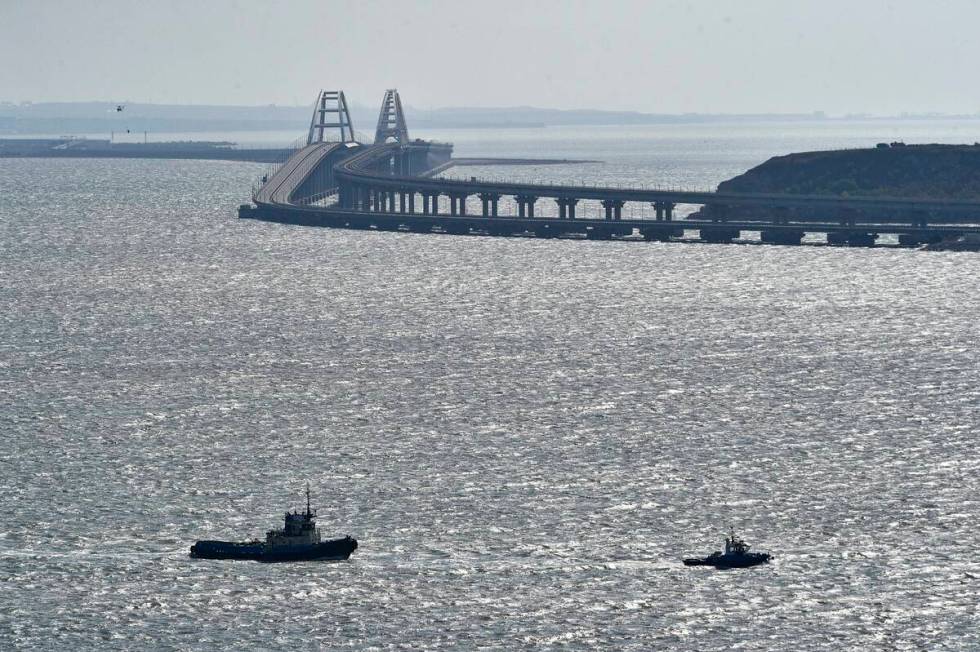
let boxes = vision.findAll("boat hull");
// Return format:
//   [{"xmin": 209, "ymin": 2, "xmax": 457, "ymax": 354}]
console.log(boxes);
[
  {"xmin": 190, "ymin": 537, "xmax": 357, "ymax": 562},
  {"xmin": 683, "ymin": 553, "xmax": 771, "ymax": 569}
]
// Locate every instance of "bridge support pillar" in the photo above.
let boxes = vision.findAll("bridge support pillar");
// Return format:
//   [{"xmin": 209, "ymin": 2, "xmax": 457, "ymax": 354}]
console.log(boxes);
[
  {"xmin": 556, "ymin": 197, "xmax": 579, "ymax": 219},
  {"xmin": 424, "ymin": 193, "xmax": 439, "ymax": 215},
  {"xmin": 516, "ymin": 195, "xmax": 537, "ymax": 218},
  {"xmin": 449, "ymin": 194, "xmax": 461, "ymax": 216},
  {"xmin": 653, "ymin": 201, "xmax": 675, "ymax": 221},
  {"xmin": 602, "ymin": 199, "xmax": 625, "ymax": 221},
  {"xmin": 408, "ymin": 193, "xmax": 416, "ymax": 214},
  {"xmin": 479, "ymin": 193, "xmax": 501, "ymax": 217}
]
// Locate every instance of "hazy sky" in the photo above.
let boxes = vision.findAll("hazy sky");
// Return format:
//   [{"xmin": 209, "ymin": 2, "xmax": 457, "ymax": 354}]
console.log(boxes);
[{"xmin": 3, "ymin": 0, "xmax": 979, "ymax": 114}]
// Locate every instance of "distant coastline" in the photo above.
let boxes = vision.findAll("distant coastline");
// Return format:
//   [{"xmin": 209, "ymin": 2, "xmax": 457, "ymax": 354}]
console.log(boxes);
[{"xmin": 4, "ymin": 101, "xmax": 980, "ymax": 135}]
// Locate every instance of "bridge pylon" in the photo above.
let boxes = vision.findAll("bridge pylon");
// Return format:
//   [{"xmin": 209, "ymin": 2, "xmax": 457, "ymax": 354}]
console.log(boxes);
[
  {"xmin": 307, "ymin": 90, "xmax": 356, "ymax": 145},
  {"xmin": 374, "ymin": 89, "xmax": 409, "ymax": 144}
]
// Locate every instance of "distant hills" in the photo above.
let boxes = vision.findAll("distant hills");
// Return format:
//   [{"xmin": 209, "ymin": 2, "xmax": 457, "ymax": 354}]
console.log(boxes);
[{"xmin": 2, "ymin": 101, "xmax": 979, "ymax": 135}]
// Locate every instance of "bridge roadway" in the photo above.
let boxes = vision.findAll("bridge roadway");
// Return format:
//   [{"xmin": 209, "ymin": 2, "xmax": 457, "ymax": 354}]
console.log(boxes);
[
  {"xmin": 244, "ymin": 201, "xmax": 980, "ymax": 240},
  {"xmin": 335, "ymin": 144, "xmax": 980, "ymax": 218},
  {"xmin": 253, "ymin": 141, "xmax": 355, "ymax": 206},
  {"xmin": 246, "ymin": 140, "xmax": 980, "ymax": 246}
]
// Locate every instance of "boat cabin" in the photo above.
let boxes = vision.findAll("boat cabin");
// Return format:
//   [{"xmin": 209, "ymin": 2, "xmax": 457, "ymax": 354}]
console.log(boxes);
[
  {"xmin": 265, "ymin": 485, "xmax": 322, "ymax": 547},
  {"xmin": 724, "ymin": 528, "xmax": 750, "ymax": 555}
]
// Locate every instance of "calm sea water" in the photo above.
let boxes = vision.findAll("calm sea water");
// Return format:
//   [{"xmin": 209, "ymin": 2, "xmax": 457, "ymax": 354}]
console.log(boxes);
[{"xmin": 2, "ymin": 121, "xmax": 980, "ymax": 650}]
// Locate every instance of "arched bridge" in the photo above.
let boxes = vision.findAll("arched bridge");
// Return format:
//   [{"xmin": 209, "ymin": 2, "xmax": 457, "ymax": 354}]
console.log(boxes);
[{"xmin": 242, "ymin": 90, "xmax": 980, "ymax": 248}]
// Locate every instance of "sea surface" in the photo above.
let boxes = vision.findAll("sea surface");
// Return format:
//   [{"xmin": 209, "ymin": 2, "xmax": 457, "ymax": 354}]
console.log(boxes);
[{"xmin": 2, "ymin": 121, "xmax": 980, "ymax": 650}]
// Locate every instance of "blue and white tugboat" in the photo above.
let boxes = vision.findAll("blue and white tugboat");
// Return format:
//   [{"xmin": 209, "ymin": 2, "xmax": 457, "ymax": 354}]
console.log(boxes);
[
  {"xmin": 683, "ymin": 527, "xmax": 771, "ymax": 569},
  {"xmin": 190, "ymin": 485, "xmax": 357, "ymax": 563}
]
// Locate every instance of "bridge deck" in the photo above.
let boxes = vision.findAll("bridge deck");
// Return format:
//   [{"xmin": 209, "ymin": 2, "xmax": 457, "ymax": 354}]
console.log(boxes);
[
  {"xmin": 333, "ymin": 143, "xmax": 980, "ymax": 215},
  {"xmin": 253, "ymin": 142, "xmax": 351, "ymax": 206}
]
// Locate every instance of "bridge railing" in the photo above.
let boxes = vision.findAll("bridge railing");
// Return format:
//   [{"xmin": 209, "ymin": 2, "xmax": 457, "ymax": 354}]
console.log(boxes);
[
  {"xmin": 436, "ymin": 171, "xmax": 718, "ymax": 195},
  {"xmin": 251, "ymin": 135, "xmax": 310, "ymax": 200}
]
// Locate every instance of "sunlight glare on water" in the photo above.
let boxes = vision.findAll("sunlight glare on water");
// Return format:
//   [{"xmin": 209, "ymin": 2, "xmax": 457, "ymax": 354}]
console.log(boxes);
[{"xmin": 2, "ymin": 121, "xmax": 980, "ymax": 650}]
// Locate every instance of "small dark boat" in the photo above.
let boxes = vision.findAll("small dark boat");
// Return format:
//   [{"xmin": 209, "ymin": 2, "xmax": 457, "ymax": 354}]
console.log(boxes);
[
  {"xmin": 190, "ymin": 485, "xmax": 357, "ymax": 563},
  {"xmin": 683, "ymin": 527, "xmax": 771, "ymax": 569}
]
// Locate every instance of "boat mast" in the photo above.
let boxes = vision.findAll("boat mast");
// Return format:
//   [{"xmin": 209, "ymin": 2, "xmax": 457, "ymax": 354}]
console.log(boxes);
[{"xmin": 306, "ymin": 482, "xmax": 312, "ymax": 517}]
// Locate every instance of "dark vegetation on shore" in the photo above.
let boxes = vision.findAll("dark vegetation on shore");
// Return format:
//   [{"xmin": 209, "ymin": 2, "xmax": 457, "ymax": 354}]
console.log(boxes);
[
  {"xmin": 697, "ymin": 144, "xmax": 980, "ymax": 223},
  {"xmin": 719, "ymin": 143, "xmax": 980, "ymax": 199}
]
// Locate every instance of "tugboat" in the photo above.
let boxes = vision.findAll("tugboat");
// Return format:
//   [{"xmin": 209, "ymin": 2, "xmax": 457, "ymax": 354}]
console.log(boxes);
[
  {"xmin": 683, "ymin": 527, "xmax": 771, "ymax": 569},
  {"xmin": 190, "ymin": 485, "xmax": 357, "ymax": 563}
]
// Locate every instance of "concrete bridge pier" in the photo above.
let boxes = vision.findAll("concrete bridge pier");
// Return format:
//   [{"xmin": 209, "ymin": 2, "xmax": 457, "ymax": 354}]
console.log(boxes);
[
  {"xmin": 445, "ymin": 193, "xmax": 468, "ymax": 216},
  {"xmin": 653, "ymin": 201, "xmax": 675, "ymax": 221},
  {"xmin": 516, "ymin": 195, "xmax": 538, "ymax": 218},
  {"xmin": 479, "ymin": 192, "xmax": 501, "ymax": 217},
  {"xmin": 556, "ymin": 197, "xmax": 579, "ymax": 219},
  {"xmin": 601, "ymin": 199, "xmax": 624, "ymax": 220},
  {"xmin": 405, "ymin": 192, "xmax": 416, "ymax": 214},
  {"xmin": 422, "ymin": 192, "xmax": 439, "ymax": 215}
]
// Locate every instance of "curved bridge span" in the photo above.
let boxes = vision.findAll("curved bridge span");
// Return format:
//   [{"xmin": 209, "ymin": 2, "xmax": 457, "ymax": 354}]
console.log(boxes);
[
  {"xmin": 253, "ymin": 142, "xmax": 351, "ymax": 206},
  {"xmin": 244, "ymin": 90, "xmax": 980, "ymax": 248}
]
